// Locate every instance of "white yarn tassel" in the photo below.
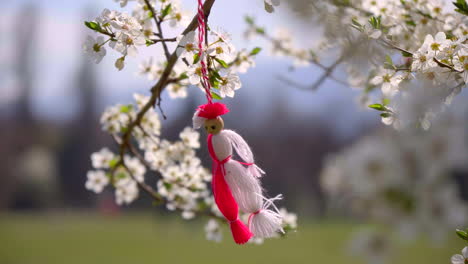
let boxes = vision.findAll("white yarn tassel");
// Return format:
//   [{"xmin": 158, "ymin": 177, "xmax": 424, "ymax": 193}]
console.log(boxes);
[
  {"xmin": 249, "ymin": 194, "xmax": 284, "ymax": 238},
  {"xmin": 248, "ymin": 164, "xmax": 265, "ymax": 178},
  {"xmin": 222, "ymin": 130, "xmax": 283, "ymax": 237},
  {"xmin": 192, "ymin": 110, "xmax": 206, "ymax": 129},
  {"xmin": 224, "ymin": 161, "xmax": 263, "ymax": 213}
]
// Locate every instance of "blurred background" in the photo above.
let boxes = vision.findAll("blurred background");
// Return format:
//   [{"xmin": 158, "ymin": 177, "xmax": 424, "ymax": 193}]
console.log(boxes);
[{"xmin": 0, "ymin": 0, "xmax": 466, "ymax": 263}]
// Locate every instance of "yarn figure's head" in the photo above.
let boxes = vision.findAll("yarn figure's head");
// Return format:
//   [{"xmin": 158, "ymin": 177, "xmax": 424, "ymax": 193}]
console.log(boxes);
[
  {"xmin": 193, "ymin": 103, "xmax": 229, "ymax": 134},
  {"xmin": 204, "ymin": 117, "xmax": 224, "ymax": 134}
]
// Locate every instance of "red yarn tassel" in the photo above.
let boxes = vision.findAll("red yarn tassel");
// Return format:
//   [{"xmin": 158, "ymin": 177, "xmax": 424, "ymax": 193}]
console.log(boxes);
[{"xmin": 229, "ymin": 219, "xmax": 253, "ymax": 245}]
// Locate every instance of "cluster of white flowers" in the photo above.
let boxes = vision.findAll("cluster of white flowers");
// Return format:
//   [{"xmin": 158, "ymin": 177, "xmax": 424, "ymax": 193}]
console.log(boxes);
[
  {"xmin": 84, "ymin": 0, "xmax": 262, "ymax": 100},
  {"xmin": 83, "ymin": 0, "xmax": 190, "ymax": 70},
  {"xmin": 90, "ymin": 93, "xmax": 214, "ymax": 219},
  {"xmin": 87, "ymin": 148, "xmax": 146, "ymax": 205},
  {"xmin": 246, "ymin": 0, "xmax": 468, "ymax": 129},
  {"xmin": 172, "ymin": 28, "xmax": 259, "ymax": 99},
  {"xmin": 321, "ymin": 108, "xmax": 468, "ymax": 259},
  {"xmin": 149, "ymin": 128, "xmax": 212, "ymax": 219},
  {"xmin": 100, "ymin": 94, "xmax": 161, "ymax": 145}
]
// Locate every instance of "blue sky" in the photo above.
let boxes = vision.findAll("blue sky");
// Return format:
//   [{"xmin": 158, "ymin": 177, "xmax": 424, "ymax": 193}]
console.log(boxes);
[{"xmin": 0, "ymin": 0, "xmax": 377, "ymax": 139}]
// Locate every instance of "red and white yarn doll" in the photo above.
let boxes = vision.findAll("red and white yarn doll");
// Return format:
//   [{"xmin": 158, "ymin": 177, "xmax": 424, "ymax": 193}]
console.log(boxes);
[{"xmin": 193, "ymin": 103, "xmax": 284, "ymax": 244}]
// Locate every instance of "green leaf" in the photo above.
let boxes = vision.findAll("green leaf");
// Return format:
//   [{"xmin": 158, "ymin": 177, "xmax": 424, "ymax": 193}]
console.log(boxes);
[
  {"xmin": 211, "ymin": 70, "xmax": 222, "ymax": 80},
  {"xmin": 214, "ymin": 58, "xmax": 228, "ymax": 68},
  {"xmin": 116, "ymin": 172, "xmax": 127, "ymax": 179},
  {"xmin": 382, "ymin": 98, "xmax": 390, "ymax": 106},
  {"xmin": 108, "ymin": 158, "xmax": 119, "ymax": 169},
  {"xmin": 405, "ymin": 20, "xmax": 416, "ymax": 27},
  {"xmin": 211, "ymin": 80, "xmax": 220, "ymax": 89},
  {"xmin": 120, "ymin": 104, "xmax": 133, "ymax": 113},
  {"xmin": 368, "ymin": 16, "xmax": 381, "ymax": 29},
  {"xmin": 146, "ymin": 39, "xmax": 155, "ymax": 46},
  {"xmin": 368, "ymin": 103, "xmax": 387, "ymax": 111},
  {"xmin": 351, "ymin": 18, "xmax": 362, "ymax": 29},
  {"xmin": 385, "ymin": 55, "xmax": 393, "ymax": 66},
  {"xmin": 84, "ymin": 21, "xmax": 101, "ymax": 31},
  {"xmin": 456, "ymin": 229, "xmax": 468, "ymax": 241},
  {"xmin": 163, "ymin": 182, "xmax": 173, "ymax": 190},
  {"xmin": 255, "ymin": 27, "xmax": 265, "ymax": 34},
  {"xmin": 351, "ymin": 18, "xmax": 362, "ymax": 26},
  {"xmin": 453, "ymin": 0, "xmax": 468, "ymax": 15},
  {"xmin": 211, "ymin": 92, "xmax": 222, "ymax": 100},
  {"xmin": 245, "ymin": 15, "xmax": 255, "ymax": 25},
  {"xmin": 161, "ymin": 4, "xmax": 172, "ymax": 18},
  {"xmin": 249, "ymin": 47, "xmax": 262, "ymax": 56},
  {"xmin": 148, "ymin": 10, "xmax": 154, "ymax": 19},
  {"xmin": 209, "ymin": 71, "xmax": 220, "ymax": 89},
  {"xmin": 193, "ymin": 53, "xmax": 200, "ymax": 64},
  {"xmin": 401, "ymin": 50, "xmax": 412, "ymax": 57},
  {"xmin": 380, "ymin": 113, "xmax": 391, "ymax": 118},
  {"xmin": 179, "ymin": 73, "xmax": 188, "ymax": 80}
]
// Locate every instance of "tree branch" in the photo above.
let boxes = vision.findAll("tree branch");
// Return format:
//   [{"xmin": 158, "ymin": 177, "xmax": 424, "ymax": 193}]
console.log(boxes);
[{"xmin": 258, "ymin": 32, "xmax": 346, "ymax": 90}]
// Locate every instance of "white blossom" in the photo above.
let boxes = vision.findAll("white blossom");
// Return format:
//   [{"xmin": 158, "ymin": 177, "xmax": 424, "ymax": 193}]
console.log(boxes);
[
  {"xmin": 423, "ymin": 32, "xmax": 450, "ymax": 54},
  {"xmin": 411, "ymin": 44, "xmax": 437, "ymax": 72},
  {"xmin": 218, "ymin": 71, "xmax": 241, "ymax": 98},
  {"xmin": 186, "ymin": 64, "xmax": 203, "ymax": 86},
  {"xmin": 138, "ymin": 58, "xmax": 160, "ymax": 81},
  {"xmin": 115, "ymin": 178, "xmax": 139, "ymax": 205},
  {"xmin": 204, "ymin": 219, "xmax": 222, "ymax": 242},
  {"xmin": 85, "ymin": 170, "xmax": 109, "ymax": 193},
  {"xmin": 83, "ymin": 36, "xmax": 107, "ymax": 64},
  {"xmin": 176, "ymin": 31, "xmax": 198, "ymax": 59},
  {"xmin": 91, "ymin": 148, "xmax": 116, "ymax": 169},
  {"xmin": 179, "ymin": 127, "xmax": 200, "ymax": 149},
  {"xmin": 454, "ymin": 47, "xmax": 468, "ymax": 84},
  {"xmin": 279, "ymin": 207, "xmax": 297, "ymax": 230},
  {"xmin": 112, "ymin": 31, "xmax": 146, "ymax": 57},
  {"xmin": 96, "ymin": 9, "xmax": 120, "ymax": 25},
  {"xmin": 370, "ymin": 68, "xmax": 403, "ymax": 97},
  {"xmin": 114, "ymin": 0, "xmax": 133, "ymax": 8},
  {"xmin": 451, "ymin": 247, "xmax": 468, "ymax": 264},
  {"xmin": 124, "ymin": 155, "xmax": 146, "ymax": 182}
]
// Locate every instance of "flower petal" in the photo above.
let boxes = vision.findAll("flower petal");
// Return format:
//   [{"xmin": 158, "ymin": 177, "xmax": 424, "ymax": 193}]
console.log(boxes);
[{"xmin": 451, "ymin": 254, "xmax": 465, "ymax": 264}]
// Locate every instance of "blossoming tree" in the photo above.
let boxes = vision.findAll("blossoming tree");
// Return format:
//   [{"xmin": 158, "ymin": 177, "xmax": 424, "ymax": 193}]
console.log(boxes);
[{"xmin": 83, "ymin": 0, "xmax": 466, "ymax": 257}]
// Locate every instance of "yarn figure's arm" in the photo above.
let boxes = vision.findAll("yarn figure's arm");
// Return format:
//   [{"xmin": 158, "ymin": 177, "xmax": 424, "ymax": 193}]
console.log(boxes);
[{"xmin": 223, "ymin": 129, "xmax": 265, "ymax": 178}]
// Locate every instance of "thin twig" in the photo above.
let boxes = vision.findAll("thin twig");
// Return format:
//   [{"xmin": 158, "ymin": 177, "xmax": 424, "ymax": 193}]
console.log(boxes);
[
  {"xmin": 144, "ymin": 0, "xmax": 171, "ymax": 60},
  {"xmin": 379, "ymin": 38, "xmax": 462, "ymax": 73},
  {"xmin": 121, "ymin": 162, "xmax": 164, "ymax": 202},
  {"xmin": 149, "ymin": 37, "xmax": 177, "ymax": 43},
  {"xmin": 310, "ymin": 53, "xmax": 346, "ymax": 90},
  {"xmin": 259, "ymin": 32, "xmax": 347, "ymax": 89}
]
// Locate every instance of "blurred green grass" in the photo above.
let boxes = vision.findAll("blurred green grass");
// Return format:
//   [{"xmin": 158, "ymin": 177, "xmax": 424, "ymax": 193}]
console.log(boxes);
[{"xmin": 0, "ymin": 213, "xmax": 462, "ymax": 264}]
